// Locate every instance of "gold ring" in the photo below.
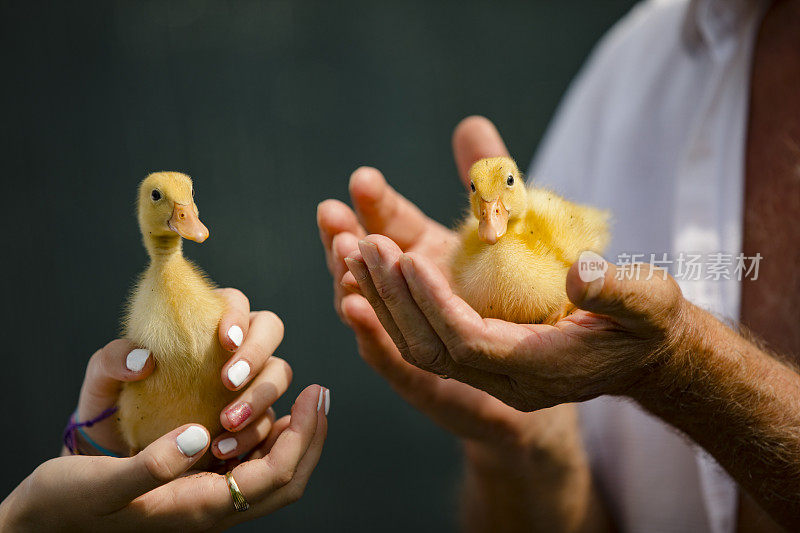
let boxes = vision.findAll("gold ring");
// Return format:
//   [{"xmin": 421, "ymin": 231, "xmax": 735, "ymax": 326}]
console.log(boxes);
[{"xmin": 225, "ymin": 471, "xmax": 249, "ymax": 512}]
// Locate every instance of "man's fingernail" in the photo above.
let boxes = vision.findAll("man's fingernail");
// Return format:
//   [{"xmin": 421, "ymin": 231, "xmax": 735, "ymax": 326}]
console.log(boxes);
[
  {"xmin": 176, "ymin": 426, "xmax": 208, "ymax": 457},
  {"xmin": 317, "ymin": 387, "xmax": 325, "ymax": 412},
  {"xmin": 217, "ymin": 437, "xmax": 238, "ymax": 455},
  {"xmin": 324, "ymin": 388, "xmax": 331, "ymax": 415},
  {"xmin": 225, "ymin": 402, "xmax": 252, "ymax": 429},
  {"xmin": 227, "ymin": 325, "xmax": 244, "ymax": 347},
  {"xmin": 126, "ymin": 349, "xmax": 150, "ymax": 372},
  {"xmin": 359, "ymin": 241, "xmax": 380, "ymax": 268},
  {"xmin": 227, "ymin": 360, "xmax": 251, "ymax": 388},
  {"xmin": 399, "ymin": 254, "xmax": 415, "ymax": 279},
  {"xmin": 344, "ymin": 257, "xmax": 368, "ymax": 281},
  {"xmin": 577, "ymin": 251, "xmax": 607, "ymax": 300}
]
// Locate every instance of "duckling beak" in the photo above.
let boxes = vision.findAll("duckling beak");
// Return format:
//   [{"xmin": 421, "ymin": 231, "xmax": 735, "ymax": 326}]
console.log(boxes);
[
  {"xmin": 168, "ymin": 202, "xmax": 209, "ymax": 243},
  {"xmin": 478, "ymin": 199, "xmax": 508, "ymax": 244}
]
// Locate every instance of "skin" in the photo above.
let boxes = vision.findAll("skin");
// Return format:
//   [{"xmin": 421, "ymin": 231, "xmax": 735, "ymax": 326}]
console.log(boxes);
[
  {"xmin": 340, "ymin": 121, "xmax": 800, "ymax": 529},
  {"xmin": 318, "ymin": 116, "xmax": 612, "ymax": 532},
  {"xmin": 0, "ymin": 290, "xmax": 329, "ymax": 531}
]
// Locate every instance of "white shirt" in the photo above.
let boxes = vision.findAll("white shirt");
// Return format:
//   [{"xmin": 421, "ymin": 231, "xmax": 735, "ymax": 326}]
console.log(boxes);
[{"xmin": 530, "ymin": 0, "xmax": 769, "ymax": 531}]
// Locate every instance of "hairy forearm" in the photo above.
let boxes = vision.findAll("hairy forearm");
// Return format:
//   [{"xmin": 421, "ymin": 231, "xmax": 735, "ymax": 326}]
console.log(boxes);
[
  {"xmin": 633, "ymin": 303, "xmax": 800, "ymax": 529},
  {"xmin": 459, "ymin": 406, "xmax": 614, "ymax": 533}
]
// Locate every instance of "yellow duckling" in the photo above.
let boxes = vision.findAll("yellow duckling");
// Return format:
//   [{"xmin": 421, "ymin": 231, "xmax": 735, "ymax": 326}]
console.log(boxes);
[
  {"xmin": 450, "ymin": 157, "xmax": 610, "ymax": 324},
  {"xmin": 118, "ymin": 172, "xmax": 236, "ymax": 463}
]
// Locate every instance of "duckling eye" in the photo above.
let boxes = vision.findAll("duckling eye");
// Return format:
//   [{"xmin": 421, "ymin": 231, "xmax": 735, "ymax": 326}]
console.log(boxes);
[
  {"xmin": 506, "ymin": 175, "xmax": 514, "ymax": 187},
  {"xmin": 151, "ymin": 189, "xmax": 162, "ymax": 201},
  {"xmin": 470, "ymin": 181, "xmax": 476, "ymax": 193}
]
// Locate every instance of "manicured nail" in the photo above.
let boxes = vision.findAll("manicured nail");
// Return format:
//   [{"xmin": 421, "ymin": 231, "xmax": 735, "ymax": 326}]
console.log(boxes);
[
  {"xmin": 126, "ymin": 349, "xmax": 150, "ymax": 372},
  {"xmin": 217, "ymin": 437, "xmax": 238, "ymax": 455},
  {"xmin": 359, "ymin": 240, "xmax": 380, "ymax": 268},
  {"xmin": 317, "ymin": 387, "xmax": 325, "ymax": 412},
  {"xmin": 324, "ymin": 388, "xmax": 331, "ymax": 415},
  {"xmin": 228, "ymin": 325, "xmax": 244, "ymax": 348},
  {"xmin": 227, "ymin": 360, "xmax": 251, "ymax": 388},
  {"xmin": 176, "ymin": 426, "xmax": 208, "ymax": 457},
  {"xmin": 225, "ymin": 402, "xmax": 252, "ymax": 428}
]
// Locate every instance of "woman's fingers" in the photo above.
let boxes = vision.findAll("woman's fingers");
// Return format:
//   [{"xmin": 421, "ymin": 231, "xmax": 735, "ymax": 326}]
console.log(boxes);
[
  {"xmin": 111, "ymin": 424, "xmax": 210, "ymax": 509},
  {"xmin": 221, "ymin": 310, "xmax": 284, "ymax": 391},
  {"xmin": 77, "ymin": 339, "xmax": 155, "ymax": 452},
  {"xmin": 231, "ymin": 385, "xmax": 324, "ymax": 502},
  {"xmin": 220, "ymin": 356, "xmax": 292, "ymax": 432},
  {"xmin": 217, "ymin": 288, "xmax": 251, "ymax": 352},
  {"xmin": 249, "ymin": 404, "xmax": 328, "ymax": 514},
  {"xmin": 212, "ymin": 408, "xmax": 276, "ymax": 460}
]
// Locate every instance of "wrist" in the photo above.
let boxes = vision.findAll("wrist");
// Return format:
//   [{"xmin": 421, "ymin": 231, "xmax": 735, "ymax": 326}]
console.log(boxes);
[
  {"xmin": 462, "ymin": 404, "xmax": 586, "ymax": 477},
  {"xmin": 628, "ymin": 299, "xmax": 730, "ymax": 414}
]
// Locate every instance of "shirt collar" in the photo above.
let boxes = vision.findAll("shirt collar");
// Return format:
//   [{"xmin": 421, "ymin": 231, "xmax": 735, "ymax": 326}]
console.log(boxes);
[{"xmin": 682, "ymin": 0, "xmax": 766, "ymax": 55}]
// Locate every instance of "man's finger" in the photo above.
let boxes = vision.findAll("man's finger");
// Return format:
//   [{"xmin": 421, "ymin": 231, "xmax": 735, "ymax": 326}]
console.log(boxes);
[
  {"xmin": 344, "ymin": 250, "xmax": 409, "ymax": 357},
  {"xmin": 358, "ymin": 235, "xmax": 450, "ymax": 368},
  {"xmin": 217, "ymin": 288, "xmax": 251, "ymax": 352},
  {"xmin": 452, "ymin": 116, "xmax": 510, "ymax": 187},
  {"xmin": 317, "ymin": 200, "xmax": 365, "ymax": 264},
  {"xmin": 348, "ymin": 166, "xmax": 436, "ymax": 249},
  {"xmin": 565, "ymin": 252, "xmax": 684, "ymax": 327},
  {"xmin": 398, "ymin": 252, "xmax": 559, "ymax": 375}
]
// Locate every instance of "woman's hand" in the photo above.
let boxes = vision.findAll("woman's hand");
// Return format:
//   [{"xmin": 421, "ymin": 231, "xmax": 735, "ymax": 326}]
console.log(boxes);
[
  {"xmin": 74, "ymin": 288, "xmax": 289, "ymax": 462},
  {"xmin": 2, "ymin": 385, "xmax": 328, "ymax": 532}
]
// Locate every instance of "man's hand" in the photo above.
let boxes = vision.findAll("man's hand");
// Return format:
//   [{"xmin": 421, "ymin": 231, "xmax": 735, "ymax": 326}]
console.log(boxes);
[
  {"xmin": 317, "ymin": 116, "xmax": 570, "ymax": 449},
  {"xmin": 345, "ymin": 241, "xmax": 686, "ymax": 411},
  {"xmin": 318, "ymin": 117, "xmax": 610, "ymax": 532}
]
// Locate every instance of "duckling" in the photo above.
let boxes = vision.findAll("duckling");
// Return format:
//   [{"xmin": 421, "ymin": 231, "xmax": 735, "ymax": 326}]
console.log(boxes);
[
  {"xmin": 450, "ymin": 157, "xmax": 610, "ymax": 324},
  {"xmin": 118, "ymin": 172, "xmax": 236, "ymax": 465}
]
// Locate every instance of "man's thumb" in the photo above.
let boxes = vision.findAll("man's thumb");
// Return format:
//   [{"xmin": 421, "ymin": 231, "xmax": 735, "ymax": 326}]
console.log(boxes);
[{"xmin": 566, "ymin": 251, "xmax": 684, "ymax": 325}]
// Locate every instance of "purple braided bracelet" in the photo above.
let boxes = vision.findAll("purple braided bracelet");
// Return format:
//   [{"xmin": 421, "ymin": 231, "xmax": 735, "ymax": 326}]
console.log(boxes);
[{"xmin": 62, "ymin": 406, "xmax": 118, "ymax": 455}]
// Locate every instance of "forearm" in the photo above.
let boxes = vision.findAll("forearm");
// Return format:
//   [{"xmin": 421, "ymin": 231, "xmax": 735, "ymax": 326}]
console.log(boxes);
[
  {"xmin": 633, "ymin": 303, "xmax": 800, "ymax": 528},
  {"xmin": 459, "ymin": 406, "xmax": 614, "ymax": 533}
]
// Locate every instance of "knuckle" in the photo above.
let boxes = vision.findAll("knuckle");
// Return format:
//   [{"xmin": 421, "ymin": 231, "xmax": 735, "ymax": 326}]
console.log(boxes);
[
  {"xmin": 272, "ymin": 465, "xmax": 296, "ymax": 488},
  {"xmin": 284, "ymin": 482, "xmax": 306, "ymax": 504},
  {"xmin": 259, "ymin": 310, "xmax": 285, "ymax": 337},
  {"xmin": 140, "ymin": 452, "xmax": 177, "ymax": 484}
]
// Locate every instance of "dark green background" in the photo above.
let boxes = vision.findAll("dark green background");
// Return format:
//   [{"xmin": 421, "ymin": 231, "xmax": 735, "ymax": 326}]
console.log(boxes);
[{"xmin": 0, "ymin": 1, "xmax": 636, "ymax": 530}]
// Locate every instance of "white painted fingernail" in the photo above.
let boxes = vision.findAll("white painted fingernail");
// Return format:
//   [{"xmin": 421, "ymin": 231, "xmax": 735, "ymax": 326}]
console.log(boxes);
[
  {"xmin": 126, "ymin": 349, "xmax": 150, "ymax": 372},
  {"xmin": 176, "ymin": 426, "xmax": 208, "ymax": 457},
  {"xmin": 317, "ymin": 387, "xmax": 325, "ymax": 412},
  {"xmin": 228, "ymin": 325, "xmax": 244, "ymax": 347},
  {"xmin": 324, "ymin": 388, "xmax": 330, "ymax": 415},
  {"xmin": 217, "ymin": 437, "xmax": 238, "ymax": 455},
  {"xmin": 227, "ymin": 360, "xmax": 251, "ymax": 388}
]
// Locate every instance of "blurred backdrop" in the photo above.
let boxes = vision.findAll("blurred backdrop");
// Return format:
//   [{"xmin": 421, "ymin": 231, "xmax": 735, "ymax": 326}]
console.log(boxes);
[{"xmin": 0, "ymin": 1, "xmax": 636, "ymax": 530}]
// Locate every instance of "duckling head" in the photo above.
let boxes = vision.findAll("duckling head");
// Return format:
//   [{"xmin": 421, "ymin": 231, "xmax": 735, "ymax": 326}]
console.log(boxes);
[
  {"xmin": 467, "ymin": 157, "xmax": 526, "ymax": 244},
  {"xmin": 137, "ymin": 172, "xmax": 209, "ymax": 253}
]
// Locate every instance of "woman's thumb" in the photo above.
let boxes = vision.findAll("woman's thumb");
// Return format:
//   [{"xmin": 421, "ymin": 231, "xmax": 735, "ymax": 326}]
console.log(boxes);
[{"xmin": 110, "ymin": 424, "xmax": 210, "ymax": 507}]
